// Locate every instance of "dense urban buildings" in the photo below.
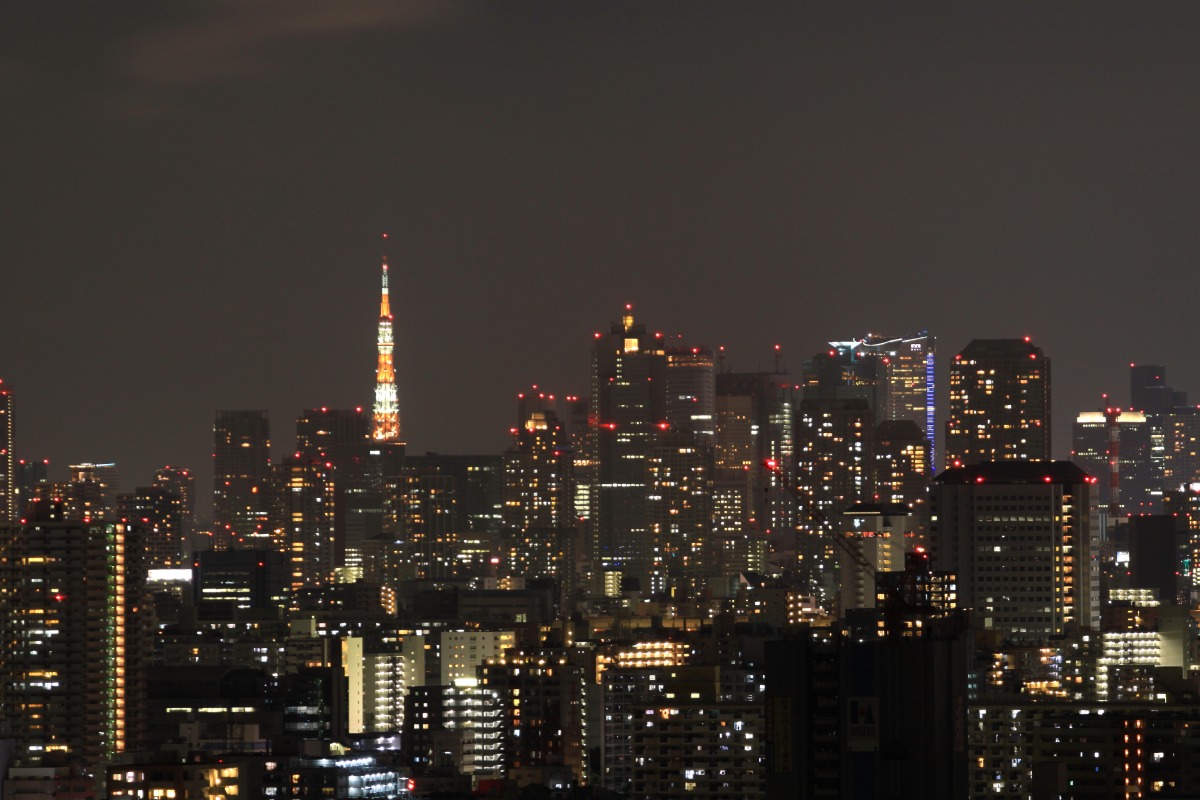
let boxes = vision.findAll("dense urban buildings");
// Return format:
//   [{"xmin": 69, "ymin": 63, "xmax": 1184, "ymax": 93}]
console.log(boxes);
[{"xmin": 11, "ymin": 259, "xmax": 1200, "ymax": 800}]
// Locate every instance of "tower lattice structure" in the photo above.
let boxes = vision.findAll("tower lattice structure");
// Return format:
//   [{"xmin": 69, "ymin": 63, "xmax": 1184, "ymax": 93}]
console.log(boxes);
[{"xmin": 373, "ymin": 255, "xmax": 401, "ymax": 442}]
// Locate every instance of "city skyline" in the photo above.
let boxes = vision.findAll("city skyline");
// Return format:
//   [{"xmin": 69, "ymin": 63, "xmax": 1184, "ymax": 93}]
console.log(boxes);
[{"xmin": 5, "ymin": 3, "xmax": 1200, "ymax": 499}]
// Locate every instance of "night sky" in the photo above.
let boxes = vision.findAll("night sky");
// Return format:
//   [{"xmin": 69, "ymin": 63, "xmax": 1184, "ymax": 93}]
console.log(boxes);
[{"xmin": 4, "ymin": 2, "xmax": 1200, "ymax": 516}]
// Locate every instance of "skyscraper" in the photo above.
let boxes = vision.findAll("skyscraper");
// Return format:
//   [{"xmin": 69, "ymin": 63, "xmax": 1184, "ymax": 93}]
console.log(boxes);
[
  {"xmin": 1070, "ymin": 408, "xmax": 1154, "ymax": 516},
  {"xmin": 0, "ymin": 379, "xmax": 12, "ymax": 523},
  {"xmin": 153, "ymin": 465, "xmax": 196, "ymax": 538},
  {"xmin": 501, "ymin": 390, "xmax": 576, "ymax": 582},
  {"xmin": 714, "ymin": 368, "xmax": 794, "ymax": 573},
  {"xmin": 590, "ymin": 305, "xmax": 667, "ymax": 586},
  {"xmin": 945, "ymin": 338, "xmax": 1051, "ymax": 466},
  {"xmin": 212, "ymin": 410, "xmax": 271, "ymax": 545},
  {"xmin": 117, "ymin": 486, "xmax": 185, "ymax": 569},
  {"xmin": 67, "ymin": 462, "xmax": 120, "ymax": 520},
  {"xmin": 269, "ymin": 456, "xmax": 336, "ymax": 595},
  {"xmin": 929, "ymin": 461, "xmax": 1098, "ymax": 638},
  {"xmin": 807, "ymin": 332, "xmax": 936, "ymax": 468},
  {"xmin": 372, "ymin": 254, "xmax": 401, "ymax": 443}
]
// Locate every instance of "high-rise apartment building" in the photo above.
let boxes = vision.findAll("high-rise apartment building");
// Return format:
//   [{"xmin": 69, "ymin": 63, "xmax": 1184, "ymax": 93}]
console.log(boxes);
[
  {"xmin": 929, "ymin": 461, "xmax": 1098, "ymax": 638},
  {"xmin": 0, "ymin": 513, "xmax": 149, "ymax": 766},
  {"xmin": 0, "ymin": 379, "xmax": 12, "ymax": 523},
  {"xmin": 212, "ymin": 410, "xmax": 271, "ymax": 545},
  {"xmin": 946, "ymin": 338, "xmax": 1051, "ymax": 466}
]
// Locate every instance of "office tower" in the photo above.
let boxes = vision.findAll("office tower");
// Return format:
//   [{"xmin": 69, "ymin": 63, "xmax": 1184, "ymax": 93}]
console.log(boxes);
[
  {"xmin": 1164, "ymin": 486, "xmax": 1200, "ymax": 604},
  {"xmin": 192, "ymin": 548, "xmax": 288, "ymax": 614},
  {"xmin": 67, "ymin": 462, "xmax": 120, "ymax": 520},
  {"xmin": 714, "ymin": 369, "xmax": 794, "ymax": 573},
  {"xmin": 372, "ymin": 255, "xmax": 401, "ymax": 443},
  {"xmin": 945, "ymin": 338, "xmax": 1051, "ymax": 466},
  {"xmin": 1128, "ymin": 364, "xmax": 1188, "ymax": 510},
  {"xmin": 117, "ymin": 486, "xmax": 185, "ymax": 568},
  {"xmin": 12, "ymin": 458, "xmax": 49, "ymax": 521},
  {"xmin": 0, "ymin": 379, "xmax": 11, "ymax": 522},
  {"xmin": 873, "ymin": 419, "xmax": 930, "ymax": 543},
  {"xmin": 212, "ymin": 410, "xmax": 271, "ymax": 545},
  {"xmin": 1071, "ymin": 408, "xmax": 1154, "ymax": 516},
  {"xmin": 1130, "ymin": 363, "xmax": 1186, "ymax": 417},
  {"xmin": 805, "ymin": 332, "xmax": 936, "ymax": 464},
  {"xmin": 929, "ymin": 461, "xmax": 1098, "ymax": 638},
  {"xmin": 664, "ymin": 346, "xmax": 716, "ymax": 443},
  {"xmin": 297, "ymin": 407, "xmax": 370, "ymax": 461},
  {"xmin": 590, "ymin": 305, "xmax": 667, "ymax": 584},
  {"xmin": 393, "ymin": 471, "xmax": 457, "ymax": 580},
  {"xmin": 269, "ymin": 456, "xmax": 336, "ymax": 595},
  {"xmin": 0, "ymin": 514, "xmax": 148, "ymax": 765},
  {"xmin": 405, "ymin": 454, "xmax": 504, "ymax": 537},
  {"xmin": 501, "ymin": 390, "xmax": 576, "ymax": 582}
]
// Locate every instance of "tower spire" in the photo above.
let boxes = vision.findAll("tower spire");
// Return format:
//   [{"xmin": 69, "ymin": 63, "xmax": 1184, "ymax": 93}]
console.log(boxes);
[{"xmin": 372, "ymin": 243, "xmax": 400, "ymax": 442}]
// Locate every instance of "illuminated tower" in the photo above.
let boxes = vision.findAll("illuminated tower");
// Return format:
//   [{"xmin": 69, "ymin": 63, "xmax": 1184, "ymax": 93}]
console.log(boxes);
[{"xmin": 372, "ymin": 255, "xmax": 401, "ymax": 443}]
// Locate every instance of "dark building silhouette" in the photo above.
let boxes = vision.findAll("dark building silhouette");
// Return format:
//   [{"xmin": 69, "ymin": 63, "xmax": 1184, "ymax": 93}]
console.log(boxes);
[{"xmin": 212, "ymin": 410, "xmax": 271, "ymax": 546}]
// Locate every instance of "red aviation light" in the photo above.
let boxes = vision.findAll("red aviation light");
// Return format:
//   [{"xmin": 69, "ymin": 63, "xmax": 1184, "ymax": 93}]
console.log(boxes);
[
  {"xmin": 765, "ymin": 459, "xmax": 778, "ymax": 471},
  {"xmin": 53, "ymin": 593, "xmax": 66, "ymax": 602},
  {"xmin": 1029, "ymin": 353, "xmax": 1037, "ymax": 359},
  {"xmin": 1023, "ymin": 335, "xmax": 1031, "ymax": 342},
  {"xmin": 657, "ymin": 422, "xmax": 670, "ymax": 430},
  {"xmin": 975, "ymin": 476, "xmax": 985, "ymax": 483},
  {"xmin": 1044, "ymin": 476, "xmax": 1052, "ymax": 483}
]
